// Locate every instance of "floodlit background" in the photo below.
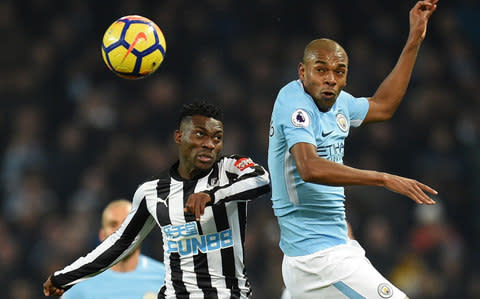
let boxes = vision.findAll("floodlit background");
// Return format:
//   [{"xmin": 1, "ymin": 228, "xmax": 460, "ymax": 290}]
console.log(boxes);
[{"xmin": 2, "ymin": 0, "xmax": 479, "ymax": 298}]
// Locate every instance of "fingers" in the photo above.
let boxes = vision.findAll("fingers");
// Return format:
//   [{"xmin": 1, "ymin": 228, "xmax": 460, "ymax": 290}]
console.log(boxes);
[
  {"xmin": 404, "ymin": 180, "xmax": 436, "ymax": 205},
  {"xmin": 412, "ymin": 183, "xmax": 436, "ymax": 205},
  {"xmin": 385, "ymin": 175, "xmax": 437, "ymax": 205},
  {"xmin": 51, "ymin": 288, "xmax": 65, "ymax": 296},
  {"xmin": 417, "ymin": 181, "xmax": 438, "ymax": 195},
  {"xmin": 414, "ymin": 0, "xmax": 437, "ymax": 16},
  {"xmin": 426, "ymin": 3, "xmax": 438, "ymax": 18},
  {"xmin": 195, "ymin": 198, "xmax": 202, "ymax": 221},
  {"xmin": 184, "ymin": 193, "xmax": 211, "ymax": 221},
  {"xmin": 43, "ymin": 286, "xmax": 65, "ymax": 297}
]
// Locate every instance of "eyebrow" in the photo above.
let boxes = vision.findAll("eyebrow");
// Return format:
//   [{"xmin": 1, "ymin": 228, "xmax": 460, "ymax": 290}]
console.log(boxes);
[
  {"xmin": 193, "ymin": 126, "xmax": 223, "ymax": 134},
  {"xmin": 314, "ymin": 60, "xmax": 347, "ymax": 68}
]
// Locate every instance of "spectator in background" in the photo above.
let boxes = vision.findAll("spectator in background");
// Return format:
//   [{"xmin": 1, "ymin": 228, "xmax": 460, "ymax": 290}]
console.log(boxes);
[{"xmin": 62, "ymin": 199, "xmax": 165, "ymax": 299}]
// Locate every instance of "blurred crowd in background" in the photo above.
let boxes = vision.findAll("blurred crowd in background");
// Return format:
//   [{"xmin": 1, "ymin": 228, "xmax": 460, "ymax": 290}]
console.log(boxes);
[{"xmin": 1, "ymin": 0, "xmax": 479, "ymax": 298}]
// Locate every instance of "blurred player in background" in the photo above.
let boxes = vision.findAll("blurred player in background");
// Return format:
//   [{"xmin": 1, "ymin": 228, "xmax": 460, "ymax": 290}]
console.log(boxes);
[
  {"xmin": 62, "ymin": 199, "xmax": 165, "ymax": 299},
  {"xmin": 268, "ymin": 1, "xmax": 438, "ymax": 298},
  {"xmin": 44, "ymin": 102, "xmax": 270, "ymax": 298}
]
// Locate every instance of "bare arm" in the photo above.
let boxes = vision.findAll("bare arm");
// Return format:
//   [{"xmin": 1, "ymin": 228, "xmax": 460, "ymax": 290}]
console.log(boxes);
[
  {"xmin": 364, "ymin": 0, "xmax": 438, "ymax": 123},
  {"xmin": 291, "ymin": 142, "xmax": 437, "ymax": 204}
]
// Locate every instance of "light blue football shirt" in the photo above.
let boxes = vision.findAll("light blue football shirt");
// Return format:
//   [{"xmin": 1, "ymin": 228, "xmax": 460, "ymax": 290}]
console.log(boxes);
[
  {"xmin": 62, "ymin": 255, "xmax": 165, "ymax": 299},
  {"xmin": 268, "ymin": 80, "xmax": 369, "ymax": 256}
]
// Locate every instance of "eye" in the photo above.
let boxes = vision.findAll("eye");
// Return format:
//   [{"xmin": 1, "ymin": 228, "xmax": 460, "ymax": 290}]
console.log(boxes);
[
  {"xmin": 195, "ymin": 131, "xmax": 204, "ymax": 137},
  {"xmin": 316, "ymin": 68, "xmax": 325, "ymax": 73},
  {"xmin": 336, "ymin": 70, "xmax": 345, "ymax": 75}
]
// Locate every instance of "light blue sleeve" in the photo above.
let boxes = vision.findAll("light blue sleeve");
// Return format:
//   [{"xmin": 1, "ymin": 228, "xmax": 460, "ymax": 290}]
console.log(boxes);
[
  {"xmin": 342, "ymin": 91, "xmax": 369, "ymax": 127},
  {"xmin": 276, "ymin": 88, "xmax": 317, "ymax": 150}
]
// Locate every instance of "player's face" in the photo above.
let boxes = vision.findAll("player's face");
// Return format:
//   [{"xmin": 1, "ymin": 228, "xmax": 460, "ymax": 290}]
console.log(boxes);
[
  {"xmin": 175, "ymin": 115, "xmax": 223, "ymax": 178},
  {"xmin": 99, "ymin": 204, "xmax": 130, "ymax": 241},
  {"xmin": 299, "ymin": 47, "xmax": 348, "ymax": 112}
]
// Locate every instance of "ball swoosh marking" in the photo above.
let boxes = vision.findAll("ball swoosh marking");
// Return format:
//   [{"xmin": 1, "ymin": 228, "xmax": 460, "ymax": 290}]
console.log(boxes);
[{"xmin": 122, "ymin": 32, "xmax": 147, "ymax": 62}]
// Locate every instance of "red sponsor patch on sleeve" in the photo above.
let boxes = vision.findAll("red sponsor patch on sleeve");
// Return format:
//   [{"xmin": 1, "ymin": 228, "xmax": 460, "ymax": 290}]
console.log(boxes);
[{"xmin": 234, "ymin": 157, "xmax": 255, "ymax": 171}]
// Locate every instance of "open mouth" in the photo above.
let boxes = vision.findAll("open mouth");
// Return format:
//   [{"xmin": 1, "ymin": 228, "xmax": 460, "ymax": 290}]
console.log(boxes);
[
  {"xmin": 322, "ymin": 91, "xmax": 336, "ymax": 99},
  {"xmin": 197, "ymin": 154, "xmax": 214, "ymax": 163}
]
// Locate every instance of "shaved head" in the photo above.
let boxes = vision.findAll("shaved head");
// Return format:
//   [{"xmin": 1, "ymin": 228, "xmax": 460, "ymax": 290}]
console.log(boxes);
[
  {"xmin": 302, "ymin": 38, "xmax": 348, "ymax": 64},
  {"xmin": 298, "ymin": 38, "xmax": 349, "ymax": 111},
  {"xmin": 101, "ymin": 199, "xmax": 132, "ymax": 230}
]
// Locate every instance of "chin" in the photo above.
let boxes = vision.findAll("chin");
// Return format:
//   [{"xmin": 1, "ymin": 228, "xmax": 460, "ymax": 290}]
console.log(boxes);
[{"xmin": 196, "ymin": 162, "xmax": 214, "ymax": 170}]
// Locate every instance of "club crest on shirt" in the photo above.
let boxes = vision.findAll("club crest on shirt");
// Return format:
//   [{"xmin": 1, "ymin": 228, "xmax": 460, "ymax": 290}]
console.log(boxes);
[
  {"xmin": 291, "ymin": 109, "xmax": 310, "ymax": 127},
  {"xmin": 234, "ymin": 157, "xmax": 255, "ymax": 171},
  {"xmin": 336, "ymin": 113, "xmax": 348, "ymax": 132},
  {"xmin": 377, "ymin": 283, "xmax": 393, "ymax": 298}
]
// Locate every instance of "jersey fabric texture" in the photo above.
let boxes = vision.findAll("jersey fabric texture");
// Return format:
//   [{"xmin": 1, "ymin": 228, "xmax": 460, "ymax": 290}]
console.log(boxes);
[
  {"xmin": 51, "ymin": 155, "xmax": 270, "ymax": 299},
  {"xmin": 61, "ymin": 255, "xmax": 165, "ymax": 299},
  {"xmin": 268, "ymin": 80, "xmax": 369, "ymax": 256}
]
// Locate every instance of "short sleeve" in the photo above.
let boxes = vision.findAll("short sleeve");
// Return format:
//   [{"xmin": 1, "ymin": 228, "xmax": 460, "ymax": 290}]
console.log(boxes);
[
  {"xmin": 275, "ymin": 87, "xmax": 317, "ymax": 150},
  {"xmin": 342, "ymin": 91, "xmax": 369, "ymax": 127}
]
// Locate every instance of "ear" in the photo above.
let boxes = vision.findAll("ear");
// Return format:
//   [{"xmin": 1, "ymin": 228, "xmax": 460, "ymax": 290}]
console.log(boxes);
[
  {"xmin": 99, "ymin": 229, "xmax": 106, "ymax": 242},
  {"xmin": 174, "ymin": 130, "xmax": 182, "ymax": 145},
  {"xmin": 298, "ymin": 62, "xmax": 305, "ymax": 80}
]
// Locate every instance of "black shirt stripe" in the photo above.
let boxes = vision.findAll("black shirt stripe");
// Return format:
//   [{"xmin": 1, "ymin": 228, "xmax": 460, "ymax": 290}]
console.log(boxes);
[
  {"xmin": 213, "ymin": 203, "xmax": 241, "ymax": 298},
  {"xmin": 183, "ymin": 180, "xmax": 218, "ymax": 298}
]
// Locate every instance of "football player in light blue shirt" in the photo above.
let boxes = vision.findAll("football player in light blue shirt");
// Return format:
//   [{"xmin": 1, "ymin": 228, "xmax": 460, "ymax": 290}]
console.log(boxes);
[
  {"xmin": 268, "ymin": 1, "xmax": 439, "ymax": 298},
  {"xmin": 62, "ymin": 200, "xmax": 165, "ymax": 299}
]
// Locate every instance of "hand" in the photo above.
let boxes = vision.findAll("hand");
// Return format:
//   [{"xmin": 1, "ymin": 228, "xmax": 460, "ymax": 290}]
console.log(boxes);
[
  {"xmin": 408, "ymin": 0, "xmax": 438, "ymax": 43},
  {"xmin": 383, "ymin": 173, "xmax": 437, "ymax": 205},
  {"xmin": 43, "ymin": 276, "xmax": 65, "ymax": 297},
  {"xmin": 184, "ymin": 192, "xmax": 212, "ymax": 221}
]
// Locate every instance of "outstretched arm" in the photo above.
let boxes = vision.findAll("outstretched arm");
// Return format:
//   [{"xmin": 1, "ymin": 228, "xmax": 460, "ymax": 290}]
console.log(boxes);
[
  {"xmin": 291, "ymin": 142, "xmax": 437, "ymax": 204},
  {"xmin": 43, "ymin": 183, "xmax": 157, "ymax": 296},
  {"xmin": 364, "ymin": 0, "xmax": 438, "ymax": 123}
]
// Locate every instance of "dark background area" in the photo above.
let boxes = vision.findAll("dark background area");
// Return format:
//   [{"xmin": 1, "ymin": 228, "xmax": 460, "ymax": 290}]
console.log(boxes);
[{"xmin": 1, "ymin": 0, "xmax": 479, "ymax": 298}]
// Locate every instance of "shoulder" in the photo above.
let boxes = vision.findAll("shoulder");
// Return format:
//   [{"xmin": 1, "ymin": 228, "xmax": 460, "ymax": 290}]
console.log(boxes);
[
  {"xmin": 133, "ymin": 179, "xmax": 159, "ymax": 198},
  {"xmin": 217, "ymin": 154, "xmax": 258, "ymax": 172},
  {"xmin": 274, "ymin": 81, "xmax": 316, "ymax": 123},
  {"xmin": 218, "ymin": 154, "xmax": 255, "ymax": 165},
  {"xmin": 337, "ymin": 90, "xmax": 369, "ymax": 105},
  {"xmin": 276, "ymin": 80, "xmax": 312, "ymax": 107},
  {"xmin": 337, "ymin": 90, "xmax": 356, "ymax": 103}
]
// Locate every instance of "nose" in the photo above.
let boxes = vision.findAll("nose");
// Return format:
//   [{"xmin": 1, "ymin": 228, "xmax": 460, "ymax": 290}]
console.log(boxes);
[
  {"xmin": 324, "ymin": 71, "xmax": 336, "ymax": 86},
  {"xmin": 202, "ymin": 137, "xmax": 215, "ymax": 149}
]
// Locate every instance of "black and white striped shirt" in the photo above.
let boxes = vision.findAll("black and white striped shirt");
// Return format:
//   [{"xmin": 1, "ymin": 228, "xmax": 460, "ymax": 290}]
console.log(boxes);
[{"xmin": 51, "ymin": 154, "xmax": 270, "ymax": 299}]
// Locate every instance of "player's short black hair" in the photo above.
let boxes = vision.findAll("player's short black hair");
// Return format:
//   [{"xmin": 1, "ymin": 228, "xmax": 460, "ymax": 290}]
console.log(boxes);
[{"xmin": 178, "ymin": 101, "xmax": 224, "ymax": 127}]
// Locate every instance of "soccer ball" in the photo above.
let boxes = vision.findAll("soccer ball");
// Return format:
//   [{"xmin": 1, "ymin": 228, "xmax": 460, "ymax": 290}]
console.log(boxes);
[{"xmin": 101, "ymin": 15, "xmax": 166, "ymax": 79}]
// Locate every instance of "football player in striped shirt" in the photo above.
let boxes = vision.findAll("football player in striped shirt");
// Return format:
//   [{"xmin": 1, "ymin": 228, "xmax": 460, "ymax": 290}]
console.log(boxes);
[{"xmin": 44, "ymin": 102, "xmax": 270, "ymax": 299}]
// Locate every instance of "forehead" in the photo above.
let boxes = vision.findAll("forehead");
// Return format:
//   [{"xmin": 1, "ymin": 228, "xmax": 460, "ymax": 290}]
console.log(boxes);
[
  {"xmin": 185, "ymin": 115, "xmax": 223, "ymax": 132},
  {"xmin": 305, "ymin": 47, "xmax": 348, "ymax": 66},
  {"xmin": 104, "ymin": 205, "xmax": 130, "ymax": 222}
]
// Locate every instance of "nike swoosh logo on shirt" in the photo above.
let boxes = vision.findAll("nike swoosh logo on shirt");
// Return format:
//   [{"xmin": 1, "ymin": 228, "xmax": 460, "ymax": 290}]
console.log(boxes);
[{"xmin": 322, "ymin": 131, "xmax": 333, "ymax": 137}]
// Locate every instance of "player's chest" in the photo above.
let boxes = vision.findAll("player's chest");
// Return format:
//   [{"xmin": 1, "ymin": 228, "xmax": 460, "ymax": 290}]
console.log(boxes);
[
  {"xmin": 316, "ymin": 110, "xmax": 350, "ymax": 144},
  {"xmin": 154, "ymin": 176, "xmax": 223, "ymax": 229}
]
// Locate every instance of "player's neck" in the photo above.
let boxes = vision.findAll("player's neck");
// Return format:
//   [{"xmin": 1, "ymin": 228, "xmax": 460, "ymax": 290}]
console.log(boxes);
[{"xmin": 111, "ymin": 248, "xmax": 141, "ymax": 272}]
